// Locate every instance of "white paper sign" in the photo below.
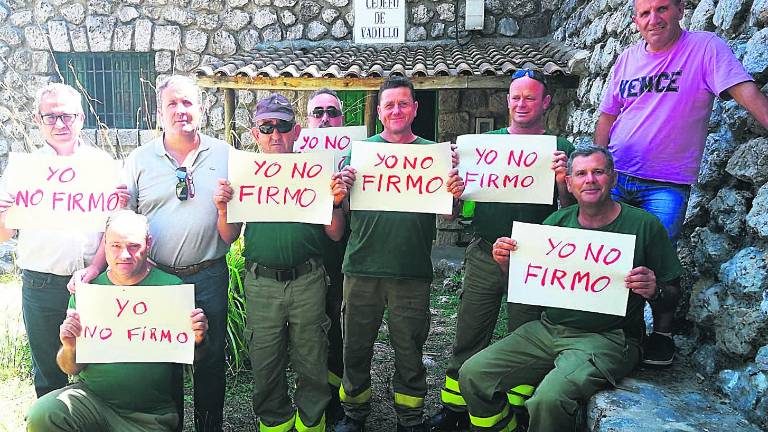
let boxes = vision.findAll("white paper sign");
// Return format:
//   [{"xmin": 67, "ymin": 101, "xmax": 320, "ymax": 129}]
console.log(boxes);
[
  {"xmin": 227, "ymin": 149, "xmax": 334, "ymax": 224},
  {"xmin": 507, "ymin": 222, "xmax": 636, "ymax": 316},
  {"xmin": 354, "ymin": 0, "xmax": 406, "ymax": 44},
  {"xmin": 75, "ymin": 283, "xmax": 196, "ymax": 364},
  {"xmin": 3, "ymin": 152, "xmax": 121, "ymax": 230},
  {"xmin": 349, "ymin": 141, "xmax": 453, "ymax": 214},
  {"xmin": 294, "ymin": 126, "xmax": 367, "ymax": 172},
  {"xmin": 457, "ymin": 134, "xmax": 556, "ymax": 204}
]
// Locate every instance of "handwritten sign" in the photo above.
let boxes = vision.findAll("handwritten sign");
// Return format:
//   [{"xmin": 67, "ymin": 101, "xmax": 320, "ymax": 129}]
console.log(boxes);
[
  {"xmin": 507, "ymin": 222, "xmax": 636, "ymax": 316},
  {"xmin": 349, "ymin": 141, "xmax": 453, "ymax": 214},
  {"xmin": 227, "ymin": 149, "xmax": 334, "ymax": 224},
  {"xmin": 354, "ymin": 0, "xmax": 405, "ymax": 43},
  {"xmin": 3, "ymin": 152, "xmax": 121, "ymax": 230},
  {"xmin": 294, "ymin": 126, "xmax": 367, "ymax": 172},
  {"xmin": 75, "ymin": 283, "xmax": 195, "ymax": 364},
  {"xmin": 457, "ymin": 134, "xmax": 556, "ymax": 204}
]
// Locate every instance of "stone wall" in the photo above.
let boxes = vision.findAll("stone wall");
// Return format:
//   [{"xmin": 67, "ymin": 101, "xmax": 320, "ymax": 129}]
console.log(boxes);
[{"xmin": 551, "ymin": 0, "xmax": 768, "ymax": 426}]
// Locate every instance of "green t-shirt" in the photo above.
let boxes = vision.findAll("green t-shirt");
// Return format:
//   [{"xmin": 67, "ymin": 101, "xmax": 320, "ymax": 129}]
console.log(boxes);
[
  {"xmin": 541, "ymin": 202, "xmax": 682, "ymax": 339},
  {"xmin": 243, "ymin": 222, "xmax": 331, "ymax": 268},
  {"xmin": 343, "ymin": 133, "xmax": 437, "ymax": 280},
  {"xmin": 472, "ymin": 128, "xmax": 575, "ymax": 242},
  {"xmin": 73, "ymin": 268, "xmax": 183, "ymax": 416}
]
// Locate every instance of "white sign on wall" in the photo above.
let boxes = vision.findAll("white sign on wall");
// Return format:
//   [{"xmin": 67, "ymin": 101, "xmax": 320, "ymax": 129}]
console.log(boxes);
[{"xmin": 354, "ymin": 0, "xmax": 406, "ymax": 44}]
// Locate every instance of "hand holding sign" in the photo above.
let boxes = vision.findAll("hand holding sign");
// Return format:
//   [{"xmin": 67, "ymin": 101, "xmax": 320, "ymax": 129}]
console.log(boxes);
[{"xmin": 625, "ymin": 266, "xmax": 658, "ymax": 299}]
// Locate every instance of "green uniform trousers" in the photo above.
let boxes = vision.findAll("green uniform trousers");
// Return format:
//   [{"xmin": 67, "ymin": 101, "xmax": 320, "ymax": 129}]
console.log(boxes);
[
  {"xmin": 340, "ymin": 275, "xmax": 431, "ymax": 426},
  {"xmin": 459, "ymin": 315, "xmax": 640, "ymax": 432},
  {"xmin": 26, "ymin": 382, "xmax": 178, "ymax": 432},
  {"xmin": 245, "ymin": 263, "xmax": 331, "ymax": 432},
  {"xmin": 441, "ymin": 238, "xmax": 542, "ymax": 410}
]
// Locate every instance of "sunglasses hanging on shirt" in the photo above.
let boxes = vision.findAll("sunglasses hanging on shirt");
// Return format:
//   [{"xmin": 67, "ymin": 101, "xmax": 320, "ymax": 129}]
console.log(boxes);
[{"xmin": 175, "ymin": 167, "xmax": 195, "ymax": 201}]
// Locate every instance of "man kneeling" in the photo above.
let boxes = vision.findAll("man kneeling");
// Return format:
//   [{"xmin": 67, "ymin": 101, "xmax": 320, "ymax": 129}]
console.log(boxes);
[
  {"xmin": 27, "ymin": 210, "xmax": 208, "ymax": 432},
  {"xmin": 458, "ymin": 146, "xmax": 682, "ymax": 431}
]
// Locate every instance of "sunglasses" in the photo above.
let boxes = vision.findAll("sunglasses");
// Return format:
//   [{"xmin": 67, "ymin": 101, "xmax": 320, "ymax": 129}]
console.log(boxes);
[
  {"xmin": 175, "ymin": 167, "xmax": 195, "ymax": 201},
  {"xmin": 511, "ymin": 69, "xmax": 548, "ymax": 86},
  {"xmin": 39, "ymin": 113, "xmax": 79, "ymax": 125},
  {"xmin": 309, "ymin": 106, "xmax": 342, "ymax": 119},
  {"xmin": 258, "ymin": 120, "xmax": 295, "ymax": 135}
]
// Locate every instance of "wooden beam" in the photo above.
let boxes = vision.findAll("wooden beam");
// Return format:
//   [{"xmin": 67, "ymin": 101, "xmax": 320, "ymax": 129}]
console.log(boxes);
[
  {"xmin": 196, "ymin": 75, "xmax": 513, "ymax": 91},
  {"xmin": 364, "ymin": 91, "xmax": 377, "ymax": 137},
  {"xmin": 223, "ymin": 88, "xmax": 237, "ymax": 148}
]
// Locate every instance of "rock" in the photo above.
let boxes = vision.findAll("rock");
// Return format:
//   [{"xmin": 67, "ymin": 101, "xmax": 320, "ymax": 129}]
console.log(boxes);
[
  {"xmin": 299, "ymin": 1, "xmax": 321, "ymax": 23},
  {"xmin": 438, "ymin": 111, "xmax": 469, "ymax": 137},
  {"xmin": 518, "ymin": 12, "xmax": 552, "ymax": 38},
  {"xmin": 88, "ymin": 0, "xmax": 113, "ymax": 15},
  {"xmin": 262, "ymin": 24, "xmax": 282, "ymax": 42},
  {"xmin": 600, "ymin": 38, "xmax": 621, "ymax": 70},
  {"xmin": 756, "ymin": 345, "xmax": 768, "ymax": 372},
  {"xmin": 321, "ymin": 9, "xmax": 339, "ymax": 24},
  {"xmin": 274, "ymin": 0, "xmax": 297, "ymax": 6},
  {"xmin": 190, "ymin": 0, "xmax": 225, "ymax": 12},
  {"xmin": 584, "ymin": 14, "xmax": 607, "ymax": 46},
  {"xmin": 481, "ymin": 15, "xmax": 495, "ymax": 35},
  {"xmin": 208, "ymin": 106, "xmax": 224, "ymax": 131},
  {"xmin": 412, "ymin": 4, "xmax": 434, "ymax": 24},
  {"xmin": 690, "ymin": 0, "xmax": 716, "ymax": 31},
  {"xmin": 687, "ymin": 279, "xmax": 726, "ymax": 326},
  {"xmin": 10, "ymin": 11, "xmax": 32, "ymax": 27},
  {"xmin": 497, "ymin": 17, "xmax": 519, "ymax": 37},
  {"xmin": 751, "ymin": 0, "xmax": 768, "ymax": 26},
  {"xmin": 713, "ymin": 0, "xmax": 748, "ymax": 33},
  {"xmin": 691, "ymin": 227, "xmax": 736, "ymax": 273},
  {"xmin": 252, "ymin": 8, "xmax": 277, "ymax": 29},
  {"xmin": 70, "ymin": 25, "xmax": 89, "ymax": 51},
  {"xmin": 434, "ymin": 258, "xmax": 461, "ymax": 280},
  {"xmin": 281, "ymin": 10, "xmax": 296, "ymax": 26},
  {"xmin": 306, "ymin": 20, "xmax": 327, "ymax": 41},
  {"xmin": 330, "ymin": 20, "xmax": 348, "ymax": 38},
  {"xmin": 709, "ymin": 188, "xmax": 751, "ymax": 237},
  {"xmin": 237, "ymin": 90, "xmax": 254, "ymax": 105},
  {"xmin": 185, "ymin": 29, "xmax": 208, "ymax": 53},
  {"xmin": 588, "ymin": 77, "xmax": 604, "ymax": 107},
  {"xmin": 0, "ymin": 4, "xmax": 8, "ymax": 23},
  {"xmin": 86, "ymin": 15, "xmax": 116, "ymax": 51},
  {"xmin": 691, "ymin": 343, "xmax": 720, "ymax": 375},
  {"xmin": 60, "ymin": 2, "xmax": 86, "ymax": 24},
  {"xmin": 743, "ymin": 28, "xmax": 768, "ymax": 76},
  {"xmin": 345, "ymin": 12, "xmax": 354, "ymax": 26},
  {"xmin": 697, "ymin": 128, "xmax": 737, "ymax": 187},
  {"xmin": 726, "ymin": 137, "xmax": 768, "ymax": 186},
  {"xmin": 211, "ymin": 30, "xmax": 236, "ymax": 56},
  {"xmin": 718, "ymin": 365, "xmax": 768, "ymax": 425},
  {"xmin": 117, "ymin": 6, "xmax": 140, "ymax": 22},
  {"xmin": 327, "ymin": 0, "xmax": 348, "ymax": 6},
  {"xmin": 47, "ymin": 20, "xmax": 70, "ymax": 51},
  {"xmin": 10, "ymin": 49, "xmax": 30, "ymax": 71},
  {"xmin": 0, "ymin": 239, "xmax": 17, "ymax": 274},
  {"xmin": 747, "ymin": 184, "xmax": 768, "ymax": 239},
  {"xmin": 436, "ymin": 3, "xmax": 455, "ymax": 21},
  {"xmin": 0, "ymin": 25, "xmax": 22, "ymax": 47},
  {"xmin": 23, "ymin": 25, "xmax": 48, "ymax": 50},
  {"xmin": 717, "ymin": 308, "xmax": 768, "ymax": 357},
  {"xmin": 33, "ymin": 1, "xmax": 55, "ymax": 23},
  {"xmin": 439, "ymin": 91, "xmax": 459, "ymax": 111},
  {"xmin": 197, "ymin": 13, "xmax": 220, "ymax": 30},
  {"xmin": 152, "ymin": 25, "xmax": 181, "ymax": 51},
  {"xmin": 223, "ymin": 9, "xmax": 250, "ymax": 31},
  {"xmin": 719, "ymin": 247, "xmax": 768, "ymax": 295},
  {"xmin": 228, "ymin": 0, "xmax": 249, "ymax": 7},
  {"xmin": 134, "ymin": 19, "xmax": 152, "ymax": 52},
  {"xmin": 485, "ymin": 0, "xmax": 503, "ymax": 15},
  {"xmin": 175, "ymin": 53, "xmax": 200, "ymax": 72},
  {"xmin": 284, "ymin": 23, "xmax": 302, "ymax": 40},
  {"xmin": 505, "ymin": 0, "xmax": 537, "ymax": 17},
  {"xmin": 162, "ymin": 6, "xmax": 195, "ymax": 26},
  {"xmin": 237, "ymin": 28, "xmax": 260, "ymax": 50},
  {"xmin": 155, "ymin": 51, "xmax": 172, "ymax": 73},
  {"xmin": 113, "ymin": 25, "xmax": 133, "ymax": 51},
  {"xmin": 406, "ymin": 26, "xmax": 427, "ymax": 41}
]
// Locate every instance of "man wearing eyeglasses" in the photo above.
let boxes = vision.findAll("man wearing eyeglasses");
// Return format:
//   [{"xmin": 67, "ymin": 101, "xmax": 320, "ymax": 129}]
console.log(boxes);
[
  {"xmin": 594, "ymin": 0, "xmax": 768, "ymax": 367},
  {"xmin": 334, "ymin": 76, "xmax": 464, "ymax": 432},
  {"xmin": 0, "ymin": 83, "xmax": 128, "ymax": 399},
  {"xmin": 304, "ymin": 88, "xmax": 349, "ymax": 422},
  {"xmin": 428, "ymin": 70, "xmax": 575, "ymax": 431},
  {"xmin": 122, "ymin": 75, "xmax": 231, "ymax": 432},
  {"xmin": 213, "ymin": 93, "xmax": 348, "ymax": 432}
]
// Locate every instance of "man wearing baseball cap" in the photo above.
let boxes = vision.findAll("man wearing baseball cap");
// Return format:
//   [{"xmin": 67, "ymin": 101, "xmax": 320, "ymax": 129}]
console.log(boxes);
[{"xmin": 215, "ymin": 93, "xmax": 349, "ymax": 432}]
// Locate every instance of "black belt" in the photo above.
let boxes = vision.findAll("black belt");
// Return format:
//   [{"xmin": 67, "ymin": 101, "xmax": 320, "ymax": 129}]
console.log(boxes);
[
  {"xmin": 154, "ymin": 257, "xmax": 223, "ymax": 278},
  {"xmin": 249, "ymin": 260, "xmax": 317, "ymax": 282}
]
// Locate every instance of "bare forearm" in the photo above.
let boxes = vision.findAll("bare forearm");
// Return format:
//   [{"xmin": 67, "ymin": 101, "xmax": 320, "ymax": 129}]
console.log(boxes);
[
  {"xmin": 56, "ymin": 346, "xmax": 84, "ymax": 376},
  {"xmin": 728, "ymin": 81, "xmax": 768, "ymax": 130},
  {"xmin": 594, "ymin": 112, "xmax": 617, "ymax": 147},
  {"xmin": 324, "ymin": 208, "xmax": 345, "ymax": 241},
  {"xmin": 216, "ymin": 212, "xmax": 242, "ymax": 244}
]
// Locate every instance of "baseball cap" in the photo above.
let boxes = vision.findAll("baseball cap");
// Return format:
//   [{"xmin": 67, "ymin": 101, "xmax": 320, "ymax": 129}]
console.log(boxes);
[{"xmin": 253, "ymin": 93, "xmax": 295, "ymax": 122}]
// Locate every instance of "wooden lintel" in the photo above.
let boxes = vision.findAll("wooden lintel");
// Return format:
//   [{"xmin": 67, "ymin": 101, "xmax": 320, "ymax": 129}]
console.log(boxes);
[{"xmin": 196, "ymin": 75, "xmax": 513, "ymax": 91}]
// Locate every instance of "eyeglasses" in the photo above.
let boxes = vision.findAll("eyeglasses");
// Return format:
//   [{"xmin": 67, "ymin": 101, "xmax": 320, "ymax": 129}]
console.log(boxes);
[
  {"xmin": 511, "ymin": 69, "xmax": 548, "ymax": 87},
  {"xmin": 39, "ymin": 113, "xmax": 79, "ymax": 125},
  {"xmin": 309, "ymin": 106, "xmax": 342, "ymax": 119},
  {"xmin": 175, "ymin": 167, "xmax": 195, "ymax": 201},
  {"xmin": 258, "ymin": 120, "xmax": 295, "ymax": 135}
]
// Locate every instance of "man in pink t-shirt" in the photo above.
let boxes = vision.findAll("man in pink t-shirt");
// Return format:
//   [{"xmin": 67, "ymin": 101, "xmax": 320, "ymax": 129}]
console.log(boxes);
[{"xmin": 595, "ymin": 0, "xmax": 768, "ymax": 367}]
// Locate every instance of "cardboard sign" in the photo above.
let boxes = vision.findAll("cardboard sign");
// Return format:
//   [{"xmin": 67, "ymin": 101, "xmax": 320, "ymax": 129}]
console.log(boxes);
[
  {"xmin": 354, "ymin": 0, "xmax": 405, "ymax": 43},
  {"xmin": 349, "ymin": 141, "xmax": 453, "ymax": 214},
  {"xmin": 457, "ymin": 134, "xmax": 556, "ymax": 204},
  {"xmin": 294, "ymin": 126, "xmax": 367, "ymax": 172},
  {"xmin": 75, "ymin": 283, "xmax": 196, "ymax": 364},
  {"xmin": 4, "ymin": 153, "xmax": 121, "ymax": 230},
  {"xmin": 507, "ymin": 222, "xmax": 636, "ymax": 316},
  {"xmin": 227, "ymin": 149, "xmax": 334, "ymax": 224}
]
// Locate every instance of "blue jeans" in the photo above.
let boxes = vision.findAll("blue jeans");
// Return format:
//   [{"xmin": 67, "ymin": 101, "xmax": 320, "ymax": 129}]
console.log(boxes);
[
  {"xmin": 611, "ymin": 173, "xmax": 690, "ymax": 246},
  {"xmin": 21, "ymin": 270, "xmax": 71, "ymax": 398},
  {"xmin": 181, "ymin": 258, "xmax": 229, "ymax": 432}
]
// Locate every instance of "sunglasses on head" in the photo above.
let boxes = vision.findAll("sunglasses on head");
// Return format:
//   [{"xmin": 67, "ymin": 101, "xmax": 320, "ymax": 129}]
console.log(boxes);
[
  {"xmin": 258, "ymin": 120, "xmax": 295, "ymax": 135},
  {"xmin": 309, "ymin": 106, "xmax": 342, "ymax": 119},
  {"xmin": 511, "ymin": 69, "xmax": 547, "ymax": 84},
  {"xmin": 175, "ymin": 167, "xmax": 195, "ymax": 201}
]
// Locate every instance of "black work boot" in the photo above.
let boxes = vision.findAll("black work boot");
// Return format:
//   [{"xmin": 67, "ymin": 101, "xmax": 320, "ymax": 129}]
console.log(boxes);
[
  {"xmin": 397, "ymin": 421, "xmax": 429, "ymax": 432},
  {"xmin": 326, "ymin": 388, "xmax": 345, "ymax": 424},
  {"xmin": 334, "ymin": 414, "xmax": 366, "ymax": 432},
  {"xmin": 427, "ymin": 406, "xmax": 470, "ymax": 431}
]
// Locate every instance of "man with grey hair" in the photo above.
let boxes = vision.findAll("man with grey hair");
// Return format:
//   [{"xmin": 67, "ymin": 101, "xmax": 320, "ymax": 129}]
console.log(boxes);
[
  {"xmin": 123, "ymin": 74, "xmax": 232, "ymax": 431},
  {"xmin": 0, "ymin": 83, "xmax": 127, "ymax": 398},
  {"xmin": 594, "ymin": 0, "xmax": 768, "ymax": 366},
  {"xmin": 458, "ymin": 145, "xmax": 681, "ymax": 431}
]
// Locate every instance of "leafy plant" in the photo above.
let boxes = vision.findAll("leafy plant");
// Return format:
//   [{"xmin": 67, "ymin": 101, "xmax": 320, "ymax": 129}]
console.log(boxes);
[{"xmin": 225, "ymin": 238, "xmax": 249, "ymax": 373}]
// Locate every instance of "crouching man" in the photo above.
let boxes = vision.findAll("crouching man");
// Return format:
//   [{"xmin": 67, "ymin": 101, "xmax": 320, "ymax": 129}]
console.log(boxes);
[
  {"xmin": 26, "ymin": 210, "xmax": 208, "ymax": 432},
  {"xmin": 458, "ymin": 146, "xmax": 682, "ymax": 431}
]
